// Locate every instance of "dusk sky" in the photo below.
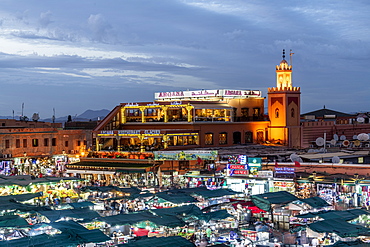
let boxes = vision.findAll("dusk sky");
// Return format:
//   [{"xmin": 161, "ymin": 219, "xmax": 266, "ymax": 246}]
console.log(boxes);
[{"xmin": 0, "ymin": 0, "xmax": 369, "ymax": 119}]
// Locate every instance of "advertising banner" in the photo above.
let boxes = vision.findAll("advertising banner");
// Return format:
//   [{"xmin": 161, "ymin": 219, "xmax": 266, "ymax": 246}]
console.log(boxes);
[{"xmin": 153, "ymin": 150, "xmax": 218, "ymax": 161}]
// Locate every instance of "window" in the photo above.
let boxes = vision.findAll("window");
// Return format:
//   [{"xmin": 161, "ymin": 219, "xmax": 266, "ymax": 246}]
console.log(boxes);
[
  {"xmin": 65, "ymin": 141, "xmax": 69, "ymax": 147},
  {"xmin": 253, "ymin": 108, "xmax": 260, "ymax": 116},
  {"xmin": 44, "ymin": 138, "xmax": 49, "ymax": 147},
  {"xmin": 23, "ymin": 139, "xmax": 27, "ymax": 148},
  {"xmin": 275, "ymin": 108, "xmax": 279, "ymax": 118},
  {"xmin": 52, "ymin": 138, "xmax": 56, "ymax": 146},
  {"xmin": 291, "ymin": 108, "xmax": 295, "ymax": 118},
  {"xmin": 205, "ymin": 133, "xmax": 213, "ymax": 145},
  {"xmin": 5, "ymin": 140, "xmax": 10, "ymax": 149},
  {"xmin": 245, "ymin": 131, "xmax": 253, "ymax": 143},
  {"xmin": 219, "ymin": 132, "xmax": 227, "ymax": 145},
  {"xmin": 16, "ymin": 139, "xmax": 20, "ymax": 148},
  {"xmin": 358, "ymin": 157, "xmax": 364, "ymax": 164},
  {"xmin": 241, "ymin": 108, "xmax": 249, "ymax": 117},
  {"xmin": 77, "ymin": 140, "xmax": 81, "ymax": 146},
  {"xmin": 32, "ymin": 139, "xmax": 39, "ymax": 147}
]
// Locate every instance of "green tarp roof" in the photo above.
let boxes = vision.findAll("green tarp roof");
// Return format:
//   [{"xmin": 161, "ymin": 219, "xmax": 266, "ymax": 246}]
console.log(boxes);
[
  {"xmin": 300, "ymin": 196, "xmax": 330, "ymax": 208},
  {"xmin": 149, "ymin": 215, "xmax": 186, "ymax": 228},
  {"xmin": 0, "ymin": 193, "xmax": 52, "ymax": 212},
  {"xmin": 39, "ymin": 208, "xmax": 100, "ymax": 222},
  {"xmin": 198, "ymin": 209, "xmax": 231, "ymax": 222},
  {"xmin": 0, "ymin": 215, "xmax": 30, "ymax": 227},
  {"xmin": 118, "ymin": 236, "xmax": 195, "ymax": 247},
  {"xmin": 155, "ymin": 192, "xmax": 198, "ymax": 204},
  {"xmin": 68, "ymin": 201, "xmax": 95, "ymax": 209},
  {"xmin": 150, "ymin": 204, "xmax": 203, "ymax": 218},
  {"xmin": 50, "ymin": 221, "xmax": 110, "ymax": 243},
  {"xmin": 251, "ymin": 191, "xmax": 299, "ymax": 211},
  {"xmin": 100, "ymin": 211, "xmax": 157, "ymax": 226},
  {"xmin": 190, "ymin": 188, "xmax": 240, "ymax": 199},
  {"xmin": 0, "ymin": 233, "xmax": 74, "ymax": 247},
  {"xmin": 327, "ymin": 239, "xmax": 368, "ymax": 247},
  {"xmin": 297, "ymin": 209, "xmax": 369, "ymax": 221},
  {"xmin": 0, "ymin": 175, "xmax": 81, "ymax": 186},
  {"xmin": 308, "ymin": 218, "xmax": 370, "ymax": 237}
]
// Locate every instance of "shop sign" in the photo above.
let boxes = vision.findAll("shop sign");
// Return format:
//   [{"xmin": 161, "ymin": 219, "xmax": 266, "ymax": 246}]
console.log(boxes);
[
  {"xmin": 118, "ymin": 130, "xmax": 140, "ymax": 135},
  {"xmin": 99, "ymin": 130, "xmax": 114, "ymax": 136},
  {"xmin": 228, "ymin": 169, "xmax": 248, "ymax": 176},
  {"xmin": 227, "ymin": 164, "xmax": 248, "ymax": 170},
  {"xmin": 275, "ymin": 167, "xmax": 295, "ymax": 174},
  {"xmin": 155, "ymin": 89, "xmax": 262, "ymax": 100},
  {"xmin": 257, "ymin": 171, "xmax": 273, "ymax": 178},
  {"xmin": 144, "ymin": 130, "xmax": 161, "ymax": 134},
  {"xmin": 228, "ymin": 155, "xmax": 248, "ymax": 164},
  {"xmin": 154, "ymin": 150, "xmax": 218, "ymax": 161},
  {"xmin": 248, "ymin": 157, "xmax": 262, "ymax": 166}
]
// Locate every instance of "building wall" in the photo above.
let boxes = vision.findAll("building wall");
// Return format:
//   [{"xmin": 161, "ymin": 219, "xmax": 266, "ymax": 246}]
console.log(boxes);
[
  {"xmin": 0, "ymin": 128, "xmax": 91, "ymax": 158},
  {"xmin": 301, "ymin": 121, "xmax": 370, "ymax": 148}
]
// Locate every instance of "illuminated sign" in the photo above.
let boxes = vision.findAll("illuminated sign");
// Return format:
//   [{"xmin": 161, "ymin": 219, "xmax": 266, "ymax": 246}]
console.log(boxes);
[
  {"xmin": 248, "ymin": 157, "xmax": 262, "ymax": 166},
  {"xmin": 154, "ymin": 89, "xmax": 262, "ymax": 100},
  {"xmin": 154, "ymin": 150, "xmax": 218, "ymax": 161},
  {"xmin": 228, "ymin": 169, "xmax": 248, "ymax": 176},
  {"xmin": 118, "ymin": 130, "xmax": 140, "ymax": 135},
  {"xmin": 275, "ymin": 167, "xmax": 295, "ymax": 174},
  {"xmin": 227, "ymin": 164, "xmax": 248, "ymax": 170}
]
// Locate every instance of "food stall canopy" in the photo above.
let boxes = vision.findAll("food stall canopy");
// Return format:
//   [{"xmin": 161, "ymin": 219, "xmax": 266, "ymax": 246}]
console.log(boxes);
[
  {"xmin": 0, "ymin": 175, "xmax": 81, "ymax": 186},
  {"xmin": 68, "ymin": 201, "xmax": 95, "ymax": 209},
  {"xmin": 118, "ymin": 236, "xmax": 195, "ymax": 247},
  {"xmin": 327, "ymin": 239, "xmax": 368, "ymax": 247},
  {"xmin": 0, "ymin": 233, "xmax": 74, "ymax": 247},
  {"xmin": 296, "ymin": 209, "xmax": 369, "ymax": 221},
  {"xmin": 39, "ymin": 208, "xmax": 100, "ymax": 222},
  {"xmin": 149, "ymin": 215, "xmax": 186, "ymax": 228},
  {"xmin": 155, "ymin": 192, "xmax": 199, "ymax": 204},
  {"xmin": 189, "ymin": 188, "xmax": 240, "ymax": 199},
  {"xmin": 308, "ymin": 218, "xmax": 370, "ymax": 237},
  {"xmin": 150, "ymin": 204, "xmax": 203, "ymax": 218},
  {"xmin": 50, "ymin": 220, "xmax": 111, "ymax": 243},
  {"xmin": 300, "ymin": 196, "xmax": 331, "ymax": 208},
  {"xmin": 100, "ymin": 211, "xmax": 157, "ymax": 226},
  {"xmin": 198, "ymin": 209, "xmax": 231, "ymax": 222},
  {"xmin": 251, "ymin": 191, "xmax": 299, "ymax": 211},
  {"xmin": 0, "ymin": 215, "xmax": 29, "ymax": 227}
]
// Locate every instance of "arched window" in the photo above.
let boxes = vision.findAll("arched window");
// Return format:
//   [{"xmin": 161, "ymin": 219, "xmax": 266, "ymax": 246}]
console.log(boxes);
[
  {"xmin": 219, "ymin": 132, "xmax": 227, "ymax": 145},
  {"xmin": 275, "ymin": 108, "xmax": 279, "ymax": 118},
  {"xmin": 205, "ymin": 133, "xmax": 213, "ymax": 145}
]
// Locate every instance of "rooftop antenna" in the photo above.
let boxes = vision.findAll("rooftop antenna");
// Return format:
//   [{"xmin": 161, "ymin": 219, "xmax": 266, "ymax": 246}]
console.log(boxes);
[
  {"xmin": 290, "ymin": 49, "xmax": 294, "ymax": 66},
  {"xmin": 21, "ymin": 103, "xmax": 24, "ymax": 118},
  {"xmin": 52, "ymin": 108, "xmax": 56, "ymax": 123}
]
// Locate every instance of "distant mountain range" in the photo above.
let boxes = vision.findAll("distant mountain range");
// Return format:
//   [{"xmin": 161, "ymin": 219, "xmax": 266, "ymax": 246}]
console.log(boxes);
[{"xmin": 0, "ymin": 109, "xmax": 110, "ymax": 123}]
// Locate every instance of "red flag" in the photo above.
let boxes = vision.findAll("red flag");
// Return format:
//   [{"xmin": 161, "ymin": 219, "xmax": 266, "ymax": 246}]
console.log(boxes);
[
  {"xmin": 275, "ymin": 160, "xmax": 279, "ymax": 168},
  {"xmin": 197, "ymin": 157, "xmax": 202, "ymax": 165},
  {"xmin": 294, "ymin": 161, "xmax": 301, "ymax": 167}
]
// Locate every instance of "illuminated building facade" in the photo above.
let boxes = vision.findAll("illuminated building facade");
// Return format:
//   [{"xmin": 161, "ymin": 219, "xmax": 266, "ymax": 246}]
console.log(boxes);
[
  {"xmin": 268, "ymin": 50, "xmax": 301, "ymax": 147},
  {"xmin": 93, "ymin": 51, "xmax": 302, "ymax": 150}
]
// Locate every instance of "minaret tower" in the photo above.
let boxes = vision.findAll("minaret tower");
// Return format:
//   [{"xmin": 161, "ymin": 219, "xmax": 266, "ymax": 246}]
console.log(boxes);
[{"xmin": 268, "ymin": 50, "xmax": 301, "ymax": 147}]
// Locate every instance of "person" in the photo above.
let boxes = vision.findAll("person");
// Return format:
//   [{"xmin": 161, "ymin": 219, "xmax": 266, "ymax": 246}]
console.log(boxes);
[
  {"xmin": 65, "ymin": 196, "xmax": 71, "ymax": 203},
  {"xmin": 311, "ymin": 237, "xmax": 319, "ymax": 247},
  {"xmin": 206, "ymin": 226, "xmax": 212, "ymax": 240}
]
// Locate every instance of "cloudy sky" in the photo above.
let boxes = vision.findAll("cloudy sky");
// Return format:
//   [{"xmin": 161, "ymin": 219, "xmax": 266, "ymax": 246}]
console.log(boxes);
[{"xmin": 0, "ymin": 0, "xmax": 369, "ymax": 119}]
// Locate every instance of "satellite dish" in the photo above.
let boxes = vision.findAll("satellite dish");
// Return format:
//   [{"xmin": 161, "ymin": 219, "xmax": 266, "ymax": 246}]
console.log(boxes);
[
  {"xmin": 357, "ymin": 133, "xmax": 369, "ymax": 141},
  {"xmin": 333, "ymin": 134, "xmax": 339, "ymax": 141},
  {"xmin": 353, "ymin": 135, "xmax": 358, "ymax": 140},
  {"xmin": 290, "ymin": 153, "xmax": 303, "ymax": 163},
  {"xmin": 32, "ymin": 113, "xmax": 40, "ymax": 122},
  {"xmin": 330, "ymin": 139, "xmax": 337, "ymax": 145},
  {"xmin": 354, "ymin": 140, "xmax": 361, "ymax": 147},
  {"xmin": 332, "ymin": 156, "xmax": 340, "ymax": 163},
  {"xmin": 342, "ymin": 140, "xmax": 350, "ymax": 147},
  {"xmin": 315, "ymin": 137, "xmax": 325, "ymax": 147},
  {"xmin": 357, "ymin": 117, "xmax": 365, "ymax": 123},
  {"xmin": 340, "ymin": 135, "xmax": 346, "ymax": 141}
]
